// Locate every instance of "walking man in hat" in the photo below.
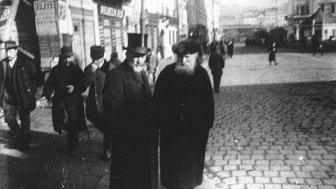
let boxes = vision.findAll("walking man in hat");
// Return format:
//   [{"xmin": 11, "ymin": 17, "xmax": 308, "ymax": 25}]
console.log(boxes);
[
  {"xmin": 84, "ymin": 45, "xmax": 114, "ymax": 161},
  {"xmin": 103, "ymin": 33, "xmax": 158, "ymax": 189},
  {"xmin": 153, "ymin": 39, "xmax": 214, "ymax": 189},
  {"xmin": 37, "ymin": 46, "xmax": 87, "ymax": 156},
  {"xmin": 0, "ymin": 41, "xmax": 37, "ymax": 150}
]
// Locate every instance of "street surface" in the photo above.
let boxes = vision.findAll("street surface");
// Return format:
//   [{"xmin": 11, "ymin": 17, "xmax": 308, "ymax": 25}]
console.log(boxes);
[{"xmin": 0, "ymin": 44, "xmax": 335, "ymax": 189}]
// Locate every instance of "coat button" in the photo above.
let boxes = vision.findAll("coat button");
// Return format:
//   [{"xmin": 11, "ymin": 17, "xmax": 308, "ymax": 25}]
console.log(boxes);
[
  {"xmin": 180, "ymin": 116, "xmax": 184, "ymax": 120},
  {"xmin": 27, "ymin": 89, "xmax": 30, "ymax": 92},
  {"xmin": 180, "ymin": 102, "xmax": 184, "ymax": 106}
]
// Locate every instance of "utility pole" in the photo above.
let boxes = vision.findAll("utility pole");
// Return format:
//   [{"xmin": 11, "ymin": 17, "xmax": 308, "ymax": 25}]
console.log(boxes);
[
  {"xmin": 212, "ymin": 0, "xmax": 215, "ymax": 41},
  {"xmin": 140, "ymin": 0, "xmax": 145, "ymax": 33},
  {"xmin": 175, "ymin": 0, "xmax": 180, "ymax": 41}
]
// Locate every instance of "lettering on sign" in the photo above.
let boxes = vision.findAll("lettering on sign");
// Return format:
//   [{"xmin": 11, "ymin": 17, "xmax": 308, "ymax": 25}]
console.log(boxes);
[{"xmin": 99, "ymin": 5, "xmax": 124, "ymax": 19}]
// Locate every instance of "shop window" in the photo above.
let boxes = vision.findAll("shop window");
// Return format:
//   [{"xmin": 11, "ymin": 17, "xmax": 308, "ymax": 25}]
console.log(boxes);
[
  {"xmin": 74, "ymin": 24, "xmax": 79, "ymax": 33},
  {"xmin": 325, "ymin": 30, "xmax": 328, "ymax": 35}
]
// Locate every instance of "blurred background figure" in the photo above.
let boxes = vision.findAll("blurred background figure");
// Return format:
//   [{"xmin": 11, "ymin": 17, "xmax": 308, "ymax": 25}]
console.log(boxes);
[
  {"xmin": 209, "ymin": 44, "xmax": 225, "ymax": 93},
  {"xmin": 267, "ymin": 42, "xmax": 278, "ymax": 66},
  {"xmin": 109, "ymin": 51, "xmax": 121, "ymax": 68},
  {"xmin": 145, "ymin": 48, "xmax": 159, "ymax": 86}
]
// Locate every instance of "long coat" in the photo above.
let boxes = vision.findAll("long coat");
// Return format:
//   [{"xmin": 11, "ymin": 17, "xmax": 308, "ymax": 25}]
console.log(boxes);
[
  {"xmin": 0, "ymin": 55, "xmax": 37, "ymax": 111},
  {"xmin": 42, "ymin": 62, "xmax": 87, "ymax": 134},
  {"xmin": 209, "ymin": 52, "xmax": 225, "ymax": 74},
  {"xmin": 103, "ymin": 60, "xmax": 158, "ymax": 189},
  {"xmin": 84, "ymin": 60, "xmax": 112, "ymax": 132},
  {"xmin": 153, "ymin": 63, "xmax": 214, "ymax": 188}
]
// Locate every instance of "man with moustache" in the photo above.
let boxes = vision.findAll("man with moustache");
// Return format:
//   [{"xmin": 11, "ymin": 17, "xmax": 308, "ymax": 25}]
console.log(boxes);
[
  {"xmin": 153, "ymin": 39, "xmax": 214, "ymax": 189},
  {"xmin": 103, "ymin": 33, "xmax": 157, "ymax": 189}
]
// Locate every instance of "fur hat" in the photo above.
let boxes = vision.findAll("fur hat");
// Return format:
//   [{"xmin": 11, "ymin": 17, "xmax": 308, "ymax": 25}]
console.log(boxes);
[
  {"xmin": 172, "ymin": 39, "xmax": 202, "ymax": 58},
  {"xmin": 90, "ymin": 46, "xmax": 105, "ymax": 61}
]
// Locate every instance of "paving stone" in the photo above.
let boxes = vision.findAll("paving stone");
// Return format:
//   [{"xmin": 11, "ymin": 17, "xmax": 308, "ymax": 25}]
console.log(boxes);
[
  {"xmin": 305, "ymin": 178, "xmax": 323, "ymax": 185},
  {"xmin": 237, "ymin": 177, "xmax": 254, "ymax": 184},
  {"xmin": 280, "ymin": 171, "xmax": 296, "ymax": 178},
  {"xmin": 264, "ymin": 184, "xmax": 282, "ymax": 189},
  {"xmin": 247, "ymin": 184, "xmax": 265, "ymax": 189},
  {"xmin": 255, "ymin": 177, "xmax": 270, "ymax": 184},
  {"xmin": 271, "ymin": 177, "xmax": 287, "ymax": 184},
  {"xmin": 222, "ymin": 177, "xmax": 237, "ymax": 185}
]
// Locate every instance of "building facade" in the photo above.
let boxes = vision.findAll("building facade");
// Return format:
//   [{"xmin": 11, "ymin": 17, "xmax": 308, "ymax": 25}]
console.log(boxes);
[{"xmin": 186, "ymin": 0, "xmax": 207, "ymax": 26}]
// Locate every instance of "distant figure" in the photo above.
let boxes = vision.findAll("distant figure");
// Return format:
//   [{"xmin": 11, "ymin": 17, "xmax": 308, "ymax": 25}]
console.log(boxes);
[
  {"xmin": 227, "ymin": 39, "xmax": 234, "ymax": 58},
  {"xmin": 109, "ymin": 51, "xmax": 121, "ymax": 68},
  {"xmin": 209, "ymin": 44, "xmax": 225, "ymax": 93},
  {"xmin": 267, "ymin": 42, "xmax": 277, "ymax": 66},
  {"xmin": 146, "ymin": 48, "xmax": 159, "ymax": 86},
  {"xmin": 312, "ymin": 35, "xmax": 323, "ymax": 56}
]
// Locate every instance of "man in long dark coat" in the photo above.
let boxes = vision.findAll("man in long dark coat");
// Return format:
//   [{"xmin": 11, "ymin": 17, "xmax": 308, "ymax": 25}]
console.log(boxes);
[
  {"xmin": 84, "ymin": 46, "xmax": 113, "ymax": 161},
  {"xmin": 209, "ymin": 44, "xmax": 225, "ymax": 93},
  {"xmin": 0, "ymin": 41, "xmax": 37, "ymax": 150},
  {"xmin": 38, "ymin": 46, "xmax": 87, "ymax": 156},
  {"xmin": 153, "ymin": 39, "xmax": 214, "ymax": 189},
  {"xmin": 103, "ymin": 33, "xmax": 158, "ymax": 189}
]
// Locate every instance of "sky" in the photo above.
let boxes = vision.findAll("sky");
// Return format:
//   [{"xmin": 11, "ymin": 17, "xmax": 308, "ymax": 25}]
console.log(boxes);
[{"xmin": 220, "ymin": 0, "xmax": 288, "ymax": 8}]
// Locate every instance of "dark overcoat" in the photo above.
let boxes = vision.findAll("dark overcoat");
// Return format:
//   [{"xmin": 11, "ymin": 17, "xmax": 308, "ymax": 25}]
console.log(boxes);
[
  {"xmin": 209, "ymin": 52, "xmax": 225, "ymax": 74},
  {"xmin": 153, "ymin": 63, "xmax": 214, "ymax": 188},
  {"xmin": 42, "ymin": 62, "xmax": 87, "ymax": 134},
  {"xmin": 0, "ymin": 55, "xmax": 37, "ymax": 111},
  {"xmin": 84, "ymin": 60, "xmax": 112, "ymax": 132},
  {"xmin": 103, "ymin": 61, "xmax": 158, "ymax": 189}
]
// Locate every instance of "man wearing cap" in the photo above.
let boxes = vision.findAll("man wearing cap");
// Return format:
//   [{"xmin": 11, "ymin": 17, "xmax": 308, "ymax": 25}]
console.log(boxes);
[
  {"xmin": 38, "ymin": 46, "xmax": 87, "ymax": 156},
  {"xmin": 153, "ymin": 39, "xmax": 214, "ymax": 189},
  {"xmin": 84, "ymin": 45, "xmax": 113, "ymax": 161},
  {"xmin": 0, "ymin": 41, "xmax": 37, "ymax": 150},
  {"xmin": 103, "ymin": 33, "xmax": 158, "ymax": 189}
]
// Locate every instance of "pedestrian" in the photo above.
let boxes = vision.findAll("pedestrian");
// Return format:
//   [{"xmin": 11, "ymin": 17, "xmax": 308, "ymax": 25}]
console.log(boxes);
[
  {"xmin": 312, "ymin": 35, "xmax": 323, "ymax": 56},
  {"xmin": 0, "ymin": 41, "xmax": 37, "ymax": 150},
  {"xmin": 227, "ymin": 39, "xmax": 234, "ymax": 58},
  {"xmin": 103, "ymin": 33, "xmax": 158, "ymax": 189},
  {"xmin": 267, "ymin": 42, "xmax": 277, "ymax": 65},
  {"xmin": 209, "ymin": 44, "xmax": 225, "ymax": 93},
  {"xmin": 146, "ymin": 48, "xmax": 160, "ymax": 86},
  {"xmin": 84, "ymin": 46, "xmax": 114, "ymax": 161},
  {"xmin": 109, "ymin": 51, "xmax": 121, "ymax": 68},
  {"xmin": 37, "ymin": 46, "xmax": 87, "ymax": 156},
  {"xmin": 153, "ymin": 39, "xmax": 215, "ymax": 189}
]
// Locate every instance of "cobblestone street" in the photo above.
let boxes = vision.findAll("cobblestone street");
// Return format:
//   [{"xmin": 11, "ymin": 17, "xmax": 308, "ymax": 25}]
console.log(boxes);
[{"xmin": 0, "ymin": 45, "xmax": 336, "ymax": 189}]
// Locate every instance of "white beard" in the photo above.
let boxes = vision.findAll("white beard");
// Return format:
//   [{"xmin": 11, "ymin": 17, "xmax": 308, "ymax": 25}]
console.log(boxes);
[
  {"xmin": 174, "ymin": 61, "xmax": 196, "ymax": 76},
  {"xmin": 133, "ymin": 65, "xmax": 143, "ymax": 73}
]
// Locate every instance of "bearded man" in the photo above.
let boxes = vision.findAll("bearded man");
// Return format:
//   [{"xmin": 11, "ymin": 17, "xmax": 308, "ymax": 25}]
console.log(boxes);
[
  {"xmin": 153, "ymin": 39, "xmax": 214, "ymax": 189},
  {"xmin": 103, "ymin": 33, "xmax": 158, "ymax": 189}
]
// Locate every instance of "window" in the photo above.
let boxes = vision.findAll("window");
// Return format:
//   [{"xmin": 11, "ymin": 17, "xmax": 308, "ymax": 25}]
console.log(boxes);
[
  {"xmin": 331, "ymin": 3, "xmax": 335, "ymax": 13},
  {"xmin": 325, "ymin": 29, "xmax": 328, "ymax": 35},
  {"xmin": 320, "ymin": 4, "xmax": 324, "ymax": 11}
]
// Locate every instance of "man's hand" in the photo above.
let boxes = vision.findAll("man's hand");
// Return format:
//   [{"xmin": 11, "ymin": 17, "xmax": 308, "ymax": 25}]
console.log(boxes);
[
  {"xmin": 36, "ymin": 97, "xmax": 48, "ymax": 108},
  {"xmin": 67, "ymin": 85, "xmax": 74, "ymax": 93}
]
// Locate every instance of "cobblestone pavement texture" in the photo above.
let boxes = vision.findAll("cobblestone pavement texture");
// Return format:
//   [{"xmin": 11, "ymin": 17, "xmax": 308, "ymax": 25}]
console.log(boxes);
[{"xmin": 0, "ymin": 45, "xmax": 335, "ymax": 189}]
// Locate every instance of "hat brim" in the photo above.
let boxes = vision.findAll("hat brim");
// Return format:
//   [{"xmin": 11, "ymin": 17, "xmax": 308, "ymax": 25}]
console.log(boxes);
[
  {"xmin": 123, "ymin": 47, "xmax": 148, "ymax": 56},
  {"xmin": 59, "ymin": 52, "xmax": 74, "ymax": 58},
  {"xmin": 0, "ymin": 45, "xmax": 19, "ymax": 50}
]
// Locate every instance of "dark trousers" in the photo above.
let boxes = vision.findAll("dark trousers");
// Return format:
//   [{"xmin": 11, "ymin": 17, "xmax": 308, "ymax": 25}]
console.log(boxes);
[
  {"xmin": 313, "ymin": 45, "xmax": 323, "ymax": 55},
  {"xmin": 3, "ymin": 102, "xmax": 31, "ymax": 143},
  {"xmin": 211, "ymin": 70, "xmax": 222, "ymax": 93}
]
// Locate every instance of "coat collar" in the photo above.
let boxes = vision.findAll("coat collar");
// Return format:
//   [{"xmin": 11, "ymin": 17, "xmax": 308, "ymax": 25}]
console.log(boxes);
[{"xmin": 120, "ymin": 60, "xmax": 144, "ymax": 85}]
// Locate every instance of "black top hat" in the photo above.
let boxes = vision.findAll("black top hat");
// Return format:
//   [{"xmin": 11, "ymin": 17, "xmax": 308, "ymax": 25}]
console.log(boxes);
[
  {"xmin": 123, "ymin": 33, "xmax": 148, "ymax": 56},
  {"xmin": 1, "ymin": 41, "xmax": 19, "ymax": 50},
  {"xmin": 59, "ymin": 46, "xmax": 74, "ymax": 58}
]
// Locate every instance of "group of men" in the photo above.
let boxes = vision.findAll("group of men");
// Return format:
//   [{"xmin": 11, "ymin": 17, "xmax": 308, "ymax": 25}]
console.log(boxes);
[{"xmin": 0, "ymin": 33, "xmax": 215, "ymax": 189}]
